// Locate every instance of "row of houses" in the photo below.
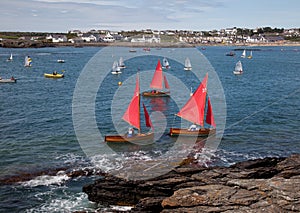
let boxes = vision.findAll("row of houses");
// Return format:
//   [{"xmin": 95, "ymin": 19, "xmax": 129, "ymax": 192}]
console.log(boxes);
[
  {"xmin": 8, "ymin": 27, "xmax": 299, "ymax": 45},
  {"xmin": 44, "ymin": 32, "xmax": 161, "ymax": 44}
]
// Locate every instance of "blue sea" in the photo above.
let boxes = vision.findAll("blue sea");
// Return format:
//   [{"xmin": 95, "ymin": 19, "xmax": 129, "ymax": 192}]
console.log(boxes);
[{"xmin": 0, "ymin": 45, "xmax": 299, "ymax": 212}]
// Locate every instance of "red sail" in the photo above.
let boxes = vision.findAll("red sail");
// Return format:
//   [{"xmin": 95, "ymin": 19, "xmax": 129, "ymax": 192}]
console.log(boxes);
[
  {"xmin": 176, "ymin": 73, "xmax": 208, "ymax": 126},
  {"xmin": 150, "ymin": 60, "xmax": 163, "ymax": 90},
  {"xmin": 122, "ymin": 74, "xmax": 140, "ymax": 129},
  {"xmin": 206, "ymin": 97, "xmax": 216, "ymax": 128},
  {"xmin": 164, "ymin": 75, "xmax": 170, "ymax": 89},
  {"xmin": 142, "ymin": 103, "xmax": 153, "ymax": 129}
]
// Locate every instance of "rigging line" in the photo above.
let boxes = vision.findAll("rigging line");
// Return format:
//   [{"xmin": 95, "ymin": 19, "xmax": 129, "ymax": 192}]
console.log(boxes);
[{"xmin": 225, "ymin": 87, "xmax": 300, "ymax": 130}]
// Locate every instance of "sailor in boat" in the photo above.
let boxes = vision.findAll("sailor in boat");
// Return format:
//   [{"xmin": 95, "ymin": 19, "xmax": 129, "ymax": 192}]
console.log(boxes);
[
  {"xmin": 11, "ymin": 76, "xmax": 15, "ymax": 81},
  {"xmin": 188, "ymin": 123, "xmax": 198, "ymax": 131},
  {"xmin": 53, "ymin": 71, "xmax": 57, "ymax": 75},
  {"xmin": 127, "ymin": 127, "xmax": 134, "ymax": 138},
  {"xmin": 188, "ymin": 123, "xmax": 199, "ymax": 131}
]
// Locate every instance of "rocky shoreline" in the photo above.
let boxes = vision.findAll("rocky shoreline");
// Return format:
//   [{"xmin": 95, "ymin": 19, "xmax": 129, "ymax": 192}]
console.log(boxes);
[{"xmin": 83, "ymin": 154, "xmax": 300, "ymax": 212}]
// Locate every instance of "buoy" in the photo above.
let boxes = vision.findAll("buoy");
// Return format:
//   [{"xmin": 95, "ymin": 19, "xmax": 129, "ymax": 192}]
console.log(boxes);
[{"xmin": 118, "ymin": 81, "xmax": 122, "ymax": 86}]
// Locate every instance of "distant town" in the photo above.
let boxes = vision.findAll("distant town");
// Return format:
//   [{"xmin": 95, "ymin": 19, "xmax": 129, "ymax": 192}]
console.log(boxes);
[{"xmin": 0, "ymin": 27, "xmax": 299, "ymax": 48}]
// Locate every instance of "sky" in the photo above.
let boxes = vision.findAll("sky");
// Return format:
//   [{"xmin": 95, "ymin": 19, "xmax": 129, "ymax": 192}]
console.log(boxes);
[{"xmin": 0, "ymin": 0, "xmax": 299, "ymax": 32}]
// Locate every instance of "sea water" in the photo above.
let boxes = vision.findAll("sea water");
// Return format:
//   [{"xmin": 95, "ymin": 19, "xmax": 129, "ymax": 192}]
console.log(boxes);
[{"xmin": 0, "ymin": 46, "xmax": 299, "ymax": 212}]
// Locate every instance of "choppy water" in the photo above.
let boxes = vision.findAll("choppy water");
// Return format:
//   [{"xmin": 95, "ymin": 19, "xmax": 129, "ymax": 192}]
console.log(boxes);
[{"xmin": 0, "ymin": 46, "xmax": 299, "ymax": 212}]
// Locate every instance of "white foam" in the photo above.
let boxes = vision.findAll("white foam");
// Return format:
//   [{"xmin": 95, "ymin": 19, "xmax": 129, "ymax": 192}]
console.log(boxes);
[
  {"xmin": 26, "ymin": 192, "xmax": 95, "ymax": 213},
  {"xmin": 21, "ymin": 171, "xmax": 70, "ymax": 187}
]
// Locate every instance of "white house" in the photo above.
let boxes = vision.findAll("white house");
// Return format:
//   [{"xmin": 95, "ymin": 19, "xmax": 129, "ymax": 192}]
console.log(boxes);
[
  {"xmin": 46, "ymin": 34, "xmax": 67, "ymax": 43},
  {"xmin": 103, "ymin": 32, "xmax": 115, "ymax": 42},
  {"xmin": 131, "ymin": 35, "xmax": 160, "ymax": 43},
  {"xmin": 81, "ymin": 33, "xmax": 97, "ymax": 42}
]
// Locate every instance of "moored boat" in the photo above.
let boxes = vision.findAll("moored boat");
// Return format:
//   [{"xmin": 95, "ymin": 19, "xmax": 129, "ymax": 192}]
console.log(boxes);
[{"xmin": 0, "ymin": 77, "xmax": 17, "ymax": 83}]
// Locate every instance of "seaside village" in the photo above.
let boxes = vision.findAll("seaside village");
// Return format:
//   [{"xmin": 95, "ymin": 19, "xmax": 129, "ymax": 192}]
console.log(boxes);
[{"xmin": 1, "ymin": 27, "xmax": 299, "ymax": 45}]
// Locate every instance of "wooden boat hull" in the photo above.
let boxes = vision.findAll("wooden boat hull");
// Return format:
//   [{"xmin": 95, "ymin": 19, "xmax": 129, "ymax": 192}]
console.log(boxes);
[
  {"xmin": 142, "ymin": 91, "xmax": 170, "ymax": 97},
  {"xmin": 169, "ymin": 128, "xmax": 215, "ymax": 137},
  {"xmin": 105, "ymin": 132, "xmax": 154, "ymax": 143},
  {"xmin": 0, "ymin": 79, "xmax": 16, "ymax": 83},
  {"xmin": 44, "ymin": 73, "xmax": 64, "ymax": 78}
]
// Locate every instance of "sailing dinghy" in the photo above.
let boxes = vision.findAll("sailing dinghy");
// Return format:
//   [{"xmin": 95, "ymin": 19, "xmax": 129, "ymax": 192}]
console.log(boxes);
[
  {"xmin": 118, "ymin": 57, "xmax": 126, "ymax": 69},
  {"xmin": 105, "ymin": 74, "xmax": 154, "ymax": 143},
  {"xmin": 169, "ymin": 73, "xmax": 216, "ymax": 137},
  {"xmin": 7, "ymin": 53, "xmax": 13, "ymax": 62},
  {"xmin": 241, "ymin": 49, "xmax": 246, "ymax": 58},
  {"xmin": 142, "ymin": 59, "xmax": 170, "ymax": 97},
  {"xmin": 24, "ymin": 56, "xmax": 32, "ymax": 67},
  {"xmin": 162, "ymin": 57, "xmax": 170, "ymax": 69},
  {"xmin": 184, "ymin": 57, "xmax": 192, "ymax": 71},
  {"xmin": 111, "ymin": 60, "xmax": 122, "ymax": 74},
  {"xmin": 247, "ymin": 51, "xmax": 253, "ymax": 59},
  {"xmin": 233, "ymin": 61, "xmax": 243, "ymax": 75}
]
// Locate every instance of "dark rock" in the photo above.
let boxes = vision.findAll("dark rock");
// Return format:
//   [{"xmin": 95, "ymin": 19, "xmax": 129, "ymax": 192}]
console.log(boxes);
[{"xmin": 83, "ymin": 154, "xmax": 300, "ymax": 212}]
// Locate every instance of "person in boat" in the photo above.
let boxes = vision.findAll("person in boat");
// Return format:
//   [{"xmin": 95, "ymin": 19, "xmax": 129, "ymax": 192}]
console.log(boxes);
[
  {"xmin": 53, "ymin": 71, "xmax": 57, "ymax": 75},
  {"xmin": 11, "ymin": 76, "xmax": 15, "ymax": 80},
  {"xmin": 188, "ymin": 123, "xmax": 198, "ymax": 131},
  {"xmin": 127, "ymin": 127, "xmax": 134, "ymax": 137}
]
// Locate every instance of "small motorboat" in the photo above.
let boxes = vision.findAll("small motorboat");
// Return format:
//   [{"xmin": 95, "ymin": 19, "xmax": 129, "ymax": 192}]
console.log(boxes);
[
  {"xmin": 57, "ymin": 59, "xmax": 65, "ymax": 63},
  {"xmin": 0, "ymin": 77, "xmax": 17, "ymax": 83}
]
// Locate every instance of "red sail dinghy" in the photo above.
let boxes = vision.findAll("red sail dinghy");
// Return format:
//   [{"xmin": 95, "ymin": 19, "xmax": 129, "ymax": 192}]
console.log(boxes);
[
  {"xmin": 105, "ymin": 74, "xmax": 154, "ymax": 143},
  {"xmin": 169, "ymin": 73, "xmax": 216, "ymax": 137},
  {"xmin": 142, "ymin": 59, "xmax": 170, "ymax": 97}
]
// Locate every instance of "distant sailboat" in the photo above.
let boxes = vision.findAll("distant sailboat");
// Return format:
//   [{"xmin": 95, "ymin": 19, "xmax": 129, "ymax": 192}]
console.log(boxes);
[
  {"xmin": 7, "ymin": 53, "xmax": 13, "ymax": 62},
  {"xmin": 142, "ymin": 59, "xmax": 170, "ymax": 97},
  {"xmin": 162, "ymin": 57, "xmax": 170, "ymax": 69},
  {"xmin": 241, "ymin": 49, "xmax": 246, "ymax": 58},
  {"xmin": 105, "ymin": 73, "xmax": 154, "ymax": 143},
  {"xmin": 24, "ymin": 56, "xmax": 32, "ymax": 67},
  {"xmin": 247, "ymin": 51, "xmax": 253, "ymax": 59},
  {"xmin": 184, "ymin": 57, "xmax": 192, "ymax": 71},
  {"xmin": 233, "ymin": 61, "xmax": 243, "ymax": 75},
  {"xmin": 111, "ymin": 60, "xmax": 122, "ymax": 74},
  {"xmin": 118, "ymin": 57, "xmax": 126, "ymax": 69},
  {"xmin": 169, "ymin": 73, "xmax": 216, "ymax": 137}
]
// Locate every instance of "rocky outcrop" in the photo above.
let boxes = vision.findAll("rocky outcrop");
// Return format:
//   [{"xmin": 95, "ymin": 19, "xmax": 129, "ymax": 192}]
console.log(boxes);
[
  {"xmin": 0, "ymin": 39, "xmax": 55, "ymax": 48},
  {"xmin": 83, "ymin": 154, "xmax": 300, "ymax": 212}
]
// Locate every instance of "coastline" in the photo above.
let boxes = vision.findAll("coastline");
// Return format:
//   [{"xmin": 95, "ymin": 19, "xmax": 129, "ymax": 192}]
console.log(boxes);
[
  {"xmin": 1, "ymin": 39, "xmax": 300, "ymax": 48},
  {"xmin": 83, "ymin": 154, "xmax": 300, "ymax": 212}
]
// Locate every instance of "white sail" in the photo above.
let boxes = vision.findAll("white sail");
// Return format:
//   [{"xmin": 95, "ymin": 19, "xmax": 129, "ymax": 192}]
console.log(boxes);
[
  {"xmin": 162, "ymin": 57, "xmax": 170, "ymax": 69},
  {"xmin": 247, "ymin": 51, "xmax": 253, "ymax": 59},
  {"xmin": 241, "ymin": 49, "xmax": 246, "ymax": 58},
  {"xmin": 184, "ymin": 57, "xmax": 192, "ymax": 70},
  {"xmin": 111, "ymin": 60, "xmax": 121, "ymax": 74},
  {"xmin": 118, "ymin": 57, "xmax": 126, "ymax": 69},
  {"xmin": 233, "ymin": 61, "xmax": 243, "ymax": 75},
  {"xmin": 7, "ymin": 53, "xmax": 13, "ymax": 61},
  {"xmin": 24, "ymin": 56, "xmax": 32, "ymax": 67}
]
